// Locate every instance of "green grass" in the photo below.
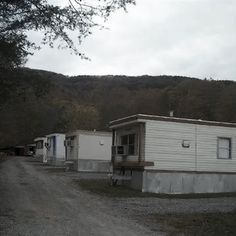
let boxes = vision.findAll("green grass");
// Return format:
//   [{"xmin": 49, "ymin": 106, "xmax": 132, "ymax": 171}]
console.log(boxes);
[
  {"xmin": 75, "ymin": 179, "xmax": 158, "ymax": 198},
  {"xmin": 76, "ymin": 179, "xmax": 236, "ymax": 199},
  {"xmin": 151, "ymin": 211, "xmax": 236, "ymax": 236}
]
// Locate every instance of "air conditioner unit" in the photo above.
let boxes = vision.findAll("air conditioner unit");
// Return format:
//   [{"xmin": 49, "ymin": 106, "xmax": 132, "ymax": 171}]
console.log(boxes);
[{"xmin": 112, "ymin": 145, "xmax": 128, "ymax": 155}]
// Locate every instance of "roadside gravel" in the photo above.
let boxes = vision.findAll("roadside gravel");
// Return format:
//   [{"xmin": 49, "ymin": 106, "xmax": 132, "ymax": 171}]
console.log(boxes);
[
  {"xmin": 2, "ymin": 156, "xmax": 236, "ymax": 236},
  {"xmin": 36, "ymin": 160, "xmax": 236, "ymax": 233},
  {"xmin": 0, "ymin": 156, "xmax": 155, "ymax": 236}
]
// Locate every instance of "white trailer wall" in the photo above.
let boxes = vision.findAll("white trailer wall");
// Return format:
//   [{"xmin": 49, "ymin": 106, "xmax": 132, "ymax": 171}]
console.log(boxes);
[
  {"xmin": 144, "ymin": 120, "xmax": 236, "ymax": 172},
  {"xmin": 65, "ymin": 131, "xmax": 112, "ymax": 172},
  {"xmin": 77, "ymin": 132, "xmax": 112, "ymax": 172},
  {"xmin": 78, "ymin": 133, "xmax": 112, "ymax": 161},
  {"xmin": 142, "ymin": 119, "xmax": 236, "ymax": 193},
  {"xmin": 34, "ymin": 137, "xmax": 47, "ymax": 163},
  {"xmin": 55, "ymin": 134, "xmax": 65, "ymax": 160},
  {"xmin": 46, "ymin": 134, "xmax": 65, "ymax": 166},
  {"xmin": 196, "ymin": 124, "xmax": 236, "ymax": 172},
  {"xmin": 144, "ymin": 120, "xmax": 196, "ymax": 171}
]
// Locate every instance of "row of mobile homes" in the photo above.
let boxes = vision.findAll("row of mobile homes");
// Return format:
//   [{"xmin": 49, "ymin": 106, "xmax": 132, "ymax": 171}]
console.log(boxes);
[
  {"xmin": 34, "ymin": 137, "xmax": 47, "ymax": 163},
  {"xmin": 15, "ymin": 144, "xmax": 36, "ymax": 156},
  {"xmin": 25, "ymin": 144, "xmax": 36, "ymax": 156},
  {"xmin": 110, "ymin": 114, "xmax": 236, "ymax": 194},
  {"xmin": 45, "ymin": 133, "xmax": 65, "ymax": 166},
  {"xmin": 65, "ymin": 130, "xmax": 112, "ymax": 172},
  {"xmin": 33, "ymin": 130, "xmax": 112, "ymax": 172}
]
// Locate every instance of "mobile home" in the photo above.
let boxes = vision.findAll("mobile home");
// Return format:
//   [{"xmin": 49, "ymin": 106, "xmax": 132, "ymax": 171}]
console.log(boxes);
[
  {"xmin": 65, "ymin": 130, "xmax": 112, "ymax": 172},
  {"xmin": 14, "ymin": 146, "xmax": 25, "ymax": 156},
  {"xmin": 46, "ymin": 133, "xmax": 65, "ymax": 166},
  {"xmin": 34, "ymin": 137, "xmax": 47, "ymax": 163},
  {"xmin": 25, "ymin": 143, "xmax": 36, "ymax": 156},
  {"xmin": 110, "ymin": 114, "xmax": 236, "ymax": 194}
]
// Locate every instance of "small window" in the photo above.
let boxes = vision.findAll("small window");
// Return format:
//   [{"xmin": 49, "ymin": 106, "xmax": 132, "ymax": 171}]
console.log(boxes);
[
  {"xmin": 36, "ymin": 141, "xmax": 43, "ymax": 149},
  {"xmin": 120, "ymin": 134, "xmax": 137, "ymax": 155},
  {"xmin": 217, "ymin": 137, "xmax": 231, "ymax": 159}
]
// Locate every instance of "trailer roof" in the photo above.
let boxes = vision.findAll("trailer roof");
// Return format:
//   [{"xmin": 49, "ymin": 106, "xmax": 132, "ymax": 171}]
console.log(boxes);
[
  {"xmin": 109, "ymin": 114, "xmax": 236, "ymax": 128},
  {"xmin": 46, "ymin": 133, "xmax": 65, "ymax": 138},
  {"xmin": 66, "ymin": 130, "xmax": 112, "ymax": 137},
  {"xmin": 34, "ymin": 137, "xmax": 47, "ymax": 142}
]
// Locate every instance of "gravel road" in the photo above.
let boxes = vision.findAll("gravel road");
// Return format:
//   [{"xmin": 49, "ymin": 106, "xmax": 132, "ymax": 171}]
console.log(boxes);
[
  {"xmin": 0, "ymin": 156, "xmax": 154, "ymax": 236},
  {"xmin": 1, "ymin": 156, "xmax": 236, "ymax": 236}
]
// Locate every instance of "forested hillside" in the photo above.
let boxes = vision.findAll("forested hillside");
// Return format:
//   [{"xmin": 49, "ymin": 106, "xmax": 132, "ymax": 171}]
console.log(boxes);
[{"xmin": 0, "ymin": 68, "xmax": 236, "ymax": 147}]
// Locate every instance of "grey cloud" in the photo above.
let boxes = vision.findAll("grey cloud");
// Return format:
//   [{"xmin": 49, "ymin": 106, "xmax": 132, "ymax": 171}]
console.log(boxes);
[{"xmin": 26, "ymin": 0, "xmax": 236, "ymax": 80}]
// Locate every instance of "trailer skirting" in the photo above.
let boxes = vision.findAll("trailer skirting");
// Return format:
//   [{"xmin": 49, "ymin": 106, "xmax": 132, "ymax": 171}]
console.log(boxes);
[
  {"xmin": 141, "ymin": 170, "xmax": 236, "ymax": 194},
  {"xmin": 78, "ymin": 159, "xmax": 111, "ymax": 173}
]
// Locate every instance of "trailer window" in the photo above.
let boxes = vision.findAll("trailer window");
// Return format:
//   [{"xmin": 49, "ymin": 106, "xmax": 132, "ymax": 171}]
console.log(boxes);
[
  {"xmin": 36, "ymin": 141, "xmax": 43, "ymax": 149},
  {"xmin": 121, "ymin": 135, "xmax": 128, "ymax": 145},
  {"xmin": 217, "ymin": 137, "xmax": 231, "ymax": 159},
  {"xmin": 120, "ymin": 134, "xmax": 136, "ymax": 155}
]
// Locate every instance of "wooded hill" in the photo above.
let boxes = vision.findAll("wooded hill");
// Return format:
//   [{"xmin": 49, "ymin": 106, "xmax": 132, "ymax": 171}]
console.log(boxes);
[{"xmin": 0, "ymin": 68, "xmax": 236, "ymax": 147}]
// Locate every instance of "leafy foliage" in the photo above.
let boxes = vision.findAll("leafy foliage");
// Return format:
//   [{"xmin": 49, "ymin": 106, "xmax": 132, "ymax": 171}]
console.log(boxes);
[
  {"xmin": 0, "ymin": 68, "xmax": 236, "ymax": 147},
  {"xmin": 0, "ymin": 0, "xmax": 135, "ymax": 68}
]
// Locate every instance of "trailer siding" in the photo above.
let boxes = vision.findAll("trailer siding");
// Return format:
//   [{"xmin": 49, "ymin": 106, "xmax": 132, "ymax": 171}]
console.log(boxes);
[
  {"xmin": 196, "ymin": 125, "xmax": 236, "ymax": 172},
  {"xmin": 144, "ymin": 120, "xmax": 236, "ymax": 173},
  {"xmin": 34, "ymin": 137, "xmax": 47, "ymax": 163},
  {"xmin": 78, "ymin": 133, "xmax": 112, "ymax": 161},
  {"xmin": 46, "ymin": 134, "xmax": 65, "ymax": 165},
  {"xmin": 55, "ymin": 134, "xmax": 65, "ymax": 159},
  {"xmin": 144, "ymin": 120, "xmax": 196, "ymax": 171}
]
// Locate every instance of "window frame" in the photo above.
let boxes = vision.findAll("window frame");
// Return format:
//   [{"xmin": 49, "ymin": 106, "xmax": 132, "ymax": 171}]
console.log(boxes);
[
  {"xmin": 217, "ymin": 137, "xmax": 232, "ymax": 160},
  {"xmin": 36, "ymin": 140, "xmax": 43, "ymax": 149},
  {"xmin": 120, "ymin": 133, "xmax": 137, "ymax": 155}
]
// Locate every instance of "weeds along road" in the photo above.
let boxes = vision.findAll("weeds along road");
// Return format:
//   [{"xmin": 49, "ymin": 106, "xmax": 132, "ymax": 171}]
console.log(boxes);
[{"xmin": 0, "ymin": 156, "xmax": 154, "ymax": 236}]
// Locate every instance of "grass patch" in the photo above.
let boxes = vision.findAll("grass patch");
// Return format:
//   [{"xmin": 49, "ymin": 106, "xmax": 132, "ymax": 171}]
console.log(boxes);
[
  {"xmin": 76, "ymin": 179, "xmax": 236, "ymax": 199},
  {"xmin": 76, "ymin": 179, "xmax": 157, "ymax": 198},
  {"xmin": 151, "ymin": 211, "xmax": 236, "ymax": 236}
]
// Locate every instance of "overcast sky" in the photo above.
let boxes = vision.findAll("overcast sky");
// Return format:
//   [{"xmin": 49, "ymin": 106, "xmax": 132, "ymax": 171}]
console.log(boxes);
[{"xmin": 26, "ymin": 0, "xmax": 236, "ymax": 80}]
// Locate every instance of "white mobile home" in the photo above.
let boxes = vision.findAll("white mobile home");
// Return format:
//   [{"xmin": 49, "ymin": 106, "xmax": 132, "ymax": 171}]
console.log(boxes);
[
  {"xmin": 65, "ymin": 130, "xmax": 112, "ymax": 172},
  {"xmin": 110, "ymin": 114, "xmax": 236, "ymax": 194},
  {"xmin": 34, "ymin": 137, "xmax": 47, "ymax": 163},
  {"xmin": 46, "ymin": 133, "xmax": 65, "ymax": 166}
]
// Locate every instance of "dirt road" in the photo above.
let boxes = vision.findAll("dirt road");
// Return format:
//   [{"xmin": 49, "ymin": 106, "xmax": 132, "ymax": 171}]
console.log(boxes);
[{"xmin": 0, "ymin": 156, "xmax": 154, "ymax": 236}]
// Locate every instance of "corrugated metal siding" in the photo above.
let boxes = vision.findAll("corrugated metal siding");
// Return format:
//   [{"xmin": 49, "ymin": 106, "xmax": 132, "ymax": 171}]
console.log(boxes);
[
  {"xmin": 145, "ymin": 120, "xmax": 196, "ymax": 171},
  {"xmin": 144, "ymin": 120, "xmax": 236, "ymax": 173}
]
